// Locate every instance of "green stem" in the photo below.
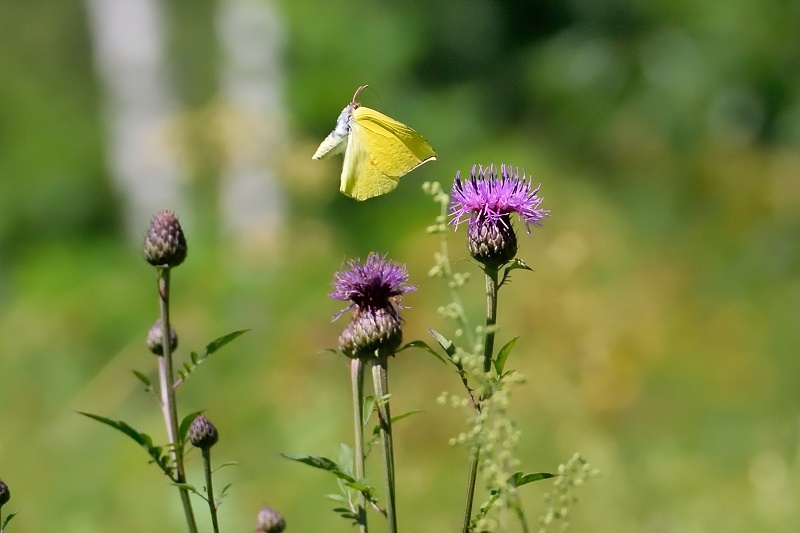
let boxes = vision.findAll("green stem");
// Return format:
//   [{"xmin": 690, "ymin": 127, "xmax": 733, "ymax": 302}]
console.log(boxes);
[
  {"xmin": 202, "ymin": 447, "xmax": 220, "ymax": 533},
  {"xmin": 437, "ymin": 194, "xmax": 476, "ymax": 349},
  {"xmin": 461, "ymin": 266, "xmax": 500, "ymax": 533},
  {"xmin": 350, "ymin": 358, "xmax": 368, "ymax": 533},
  {"xmin": 482, "ymin": 267, "xmax": 499, "ymax": 374},
  {"xmin": 370, "ymin": 355, "xmax": 397, "ymax": 533},
  {"xmin": 157, "ymin": 268, "xmax": 198, "ymax": 533}
]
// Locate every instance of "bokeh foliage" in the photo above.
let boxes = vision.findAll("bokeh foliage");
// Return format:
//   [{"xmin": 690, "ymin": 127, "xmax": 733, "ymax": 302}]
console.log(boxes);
[{"xmin": 1, "ymin": 0, "xmax": 800, "ymax": 531}]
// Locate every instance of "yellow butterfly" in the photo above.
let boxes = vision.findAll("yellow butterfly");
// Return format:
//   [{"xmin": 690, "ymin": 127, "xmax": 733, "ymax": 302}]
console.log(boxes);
[{"xmin": 312, "ymin": 85, "xmax": 437, "ymax": 201}]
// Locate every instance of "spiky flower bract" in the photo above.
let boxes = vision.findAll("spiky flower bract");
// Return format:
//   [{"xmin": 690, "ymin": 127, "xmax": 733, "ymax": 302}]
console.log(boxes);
[
  {"xmin": 450, "ymin": 164, "xmax": 549, "ymax": 268},
  {"xmin": 143, "ymin": 210, "xmax": 188, "ymax": 268},
  {"xmin": 146, "ymin": 317, "xmax": 178, "ymax": 355},
  {"xmin": 189, "ymin": 414, "xmax": 219, "ymax": 450},
  {"xmin": 255, "ymin": 505, "xmax": 286, "ymax": 533},
  {"xmin": 330, "ymin": 253, "xmax": 415, "ymax": 358}
]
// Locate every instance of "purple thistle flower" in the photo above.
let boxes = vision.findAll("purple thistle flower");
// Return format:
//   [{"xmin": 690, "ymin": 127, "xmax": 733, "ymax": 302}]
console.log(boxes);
[
  {"xmin": 449, "ymin": 164, "xmax": 549, "ymax": 268},
  {"xmin": 330, "ymin": 253, "xmax": 416, "ymax": 358}
]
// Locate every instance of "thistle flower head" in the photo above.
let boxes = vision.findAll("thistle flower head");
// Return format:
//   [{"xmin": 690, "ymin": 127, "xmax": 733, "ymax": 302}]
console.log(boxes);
[
  {"xmin": 143, "ymin": 210, "xmax": 188, "ymax": 268},
  {"xmin": 255, "ymin": 505, "xmax": 286, "ymax": 533},
  {"xmin": 330, "ymin": 253, "xmax": 415, "ymax": 315},
  {"xmin": 146, "ymin": 317, "xmax": 178, "ymax": 355},
  {"xmin": 189, "ymin": 413, "xmax": 219, "ymax": 450},
  {"xmin": 329, "ymin": 253, "xmax": 415, "ymax": 358},
  {"xmin": 449, "ymin": 164, "xmax": 548, "ymax": 268}
]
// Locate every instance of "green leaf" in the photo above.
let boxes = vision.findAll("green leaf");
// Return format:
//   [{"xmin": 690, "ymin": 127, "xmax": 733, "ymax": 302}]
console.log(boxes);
[
  {"xmin": 2, "ymin": 510, "xmax": 19, "ymax": 530},
  {"xmin": 429, "ymin": 328, "xmax": 456, "ymax": 357},
  {"xmin": 372, "ymin": 410, "xmax": 424, "ymax": 438},
  {"xmin": 218, "ymin": 482, "xmax": 234, "ymax": 499},
  {"xmin": 175, "ymin": 329, "xmax": 249, "ymax": 387},
  {"xmin": 280, "ymin": 454, "xmax": 356, "ymax": 483},
  {"xmin": 500, "ymin": 258, "xmax": 533, "ymax": 286},
  {"xmin": 509, "ymin": 471, "xmax": 554, "ymax": 486},
  {"xmin": 131, "ymin": 369, "xmax": 153, "ymax": 390},
  {"xmin": 362, "ymin": 396, "xmax": 376, "ymax": 427},
  {"xmin": 326, "ymin": 493, "xmax": 347, "ymax": 503},
  {"xmin": 493, "ymin": 337, "xmax": 518, "ymax": 375},
  {"xmin": 78, "ymin": 411, "xmax": 173, "ymax": 477},
  {"xmin": 398, "ymin": 340, "xmax": 447, "ymax": 363},
  {"xmin": 178, "ymin": 411, "xmax": 202, "ymax": 446}
]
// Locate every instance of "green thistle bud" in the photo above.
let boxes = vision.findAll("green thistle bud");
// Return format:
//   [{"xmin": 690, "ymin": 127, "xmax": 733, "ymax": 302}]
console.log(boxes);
[
  {"xmin": 189, "ymin": 414, "xmax": 218, "ymax": 450},
  {"xmin": 339, "ymin": 307, "xmax": 403, "ymax": 359},
  {"xmin": 146, "ymin": 318, "xmax": 178, "ymax": 355},
  {"xmin": 0, "ymin": 479, "xmax": 9, "ymax": 507},
  {"xmin": 255, "ymin": 505, "xmax": 286, "ymax": 533},
  {"xmin": 143, "ymin": 210, "xmax": 188, "ymax": 268}
]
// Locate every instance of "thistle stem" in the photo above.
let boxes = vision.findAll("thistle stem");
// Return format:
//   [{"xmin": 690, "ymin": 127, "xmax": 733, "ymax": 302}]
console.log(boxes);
[
  {"xmin": 350, "ymin": 358, "xmax": 368, "ymax": 533},
  {"xmin": 156, "ymin": 268, "xmax": 198, "ymax": 533},
  {"xmin": 370, "ymin": 355, "xmax": 397, "ymax": 533},
  {"xmin": 201, "ymin": 447, "xmax": 220, "ymax": 533},
  {"xmin": 461, "ymin": 266, "xmax": 500, "ymax": 533}
]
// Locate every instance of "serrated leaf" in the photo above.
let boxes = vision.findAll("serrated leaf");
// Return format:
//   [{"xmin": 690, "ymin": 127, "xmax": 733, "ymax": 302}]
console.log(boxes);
[
  {"xmin": 280, "ymin": 454, "xmax": 356, "ymax": 483},
  {"xmin": 78, "ymin": 411, "xmax": 173, "ymax": 477},
  {"xmin": 398, "ymin": 340, "xmax": 447, "ymax": 363},
  {"xmin": 509, "ymin": 471, "xmax": 554, "ymax": 486},
  {"xmin": 174, "ymin": 329, "xmax": 249, "ymax": 388},
  {"xmin": 500, "ymin": 258, "xmax": 533, "ymax": 286},
  {"xmin": 493, "ymin": 337, "xmax": 518, "ymax": 375},
  {"xmin": 429, "ymin": 328, "xmax": 456, "ymax": 357}
]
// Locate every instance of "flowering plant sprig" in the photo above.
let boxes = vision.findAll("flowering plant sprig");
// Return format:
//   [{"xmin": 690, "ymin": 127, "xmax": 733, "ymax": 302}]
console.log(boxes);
[
  {"xmin": 283, "ymin": 253, "xmax": 434, "ymax": 533},
  {"xmin": 80, "ymin": 211, "xmax": 251, "ymax": 533},
  {"xmin": 0, "ymin": 478, "xmax": 17, "ymax": 533},
  {"xmin": 427, "ymin": 165, "xmax": 584, "ymax": 532}
]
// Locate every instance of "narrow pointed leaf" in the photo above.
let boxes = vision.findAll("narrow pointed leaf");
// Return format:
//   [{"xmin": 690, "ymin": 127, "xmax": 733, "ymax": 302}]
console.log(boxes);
[
  {"xmin": 362, "ymin": 396, "xmax": 376, "ymax": 427},
  {"xmin": 280, "ymin": 454, "xmax": 356, "ymax": 483},
  {"xmin": 510, "ymin": 471, "xmax": 555, "ymax": 486},
  {"xmin": 398, "ymin": 340, "xmax": 447, "ymax": 363},
  {"xmin": 500, "ymin": 258, "xmax": 533, "ymax": 286},
  {"xmin": 131, "ymin": 370, "xmax": 153, "ymax": 389},
  {"xmin": 178, "ymin": 411, "xmax": 202, "ymax": 446},
  {"xmin": 174, "ymin": 329, "xmax": 249, "ymax": 388},
  {"xmin": 78, "ymin": 411, "xmax": 173, "ymax": 476},
  {"xmin": 493, "ymin": 337, "xmax": 518, "ymax": 375},
  {"xmin": 2, "ymin": 511, "xmax": 19, "ymax": 529},
  {"xmin": 429, "ymin": 328, "xmax": 457, "ymax": 357}
]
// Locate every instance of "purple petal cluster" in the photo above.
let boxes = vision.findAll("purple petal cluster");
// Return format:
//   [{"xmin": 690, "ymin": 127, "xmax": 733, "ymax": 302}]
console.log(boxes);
[
  {"xmin": 330, "ymin": 253, "xmax": 415, "ymax": 318},
  {"xmin": 449, "ymin": 164, "xmax": 549, "ymax": 233}
]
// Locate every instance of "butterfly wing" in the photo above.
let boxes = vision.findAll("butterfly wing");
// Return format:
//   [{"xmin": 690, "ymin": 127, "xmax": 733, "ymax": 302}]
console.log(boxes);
[
  {"xmin": 340, "ymin": 126, "xmax": 401, "ymax": 201},
  {"xmin": 352, "ymin": 106, "xmax": 437, "ymax": 177},
  {"xmin": 312, "ymin": 104, "xmax": 354, "ymax": 160}
]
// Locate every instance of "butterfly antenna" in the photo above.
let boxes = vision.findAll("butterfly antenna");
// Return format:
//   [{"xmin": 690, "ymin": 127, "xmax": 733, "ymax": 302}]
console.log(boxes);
[{"xmin": 352, "ymin": 84, "xmax": 369, "ymax": 104}]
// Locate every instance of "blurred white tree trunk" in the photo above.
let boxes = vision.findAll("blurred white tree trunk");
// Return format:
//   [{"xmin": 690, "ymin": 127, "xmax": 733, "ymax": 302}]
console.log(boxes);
[
  {"xmin": 84, "ymin": 0, "xmax": 188, "ymax": 239},
  {"xmin": 215, "ymin": 0, "xmax": 287, "ymax": 252}
]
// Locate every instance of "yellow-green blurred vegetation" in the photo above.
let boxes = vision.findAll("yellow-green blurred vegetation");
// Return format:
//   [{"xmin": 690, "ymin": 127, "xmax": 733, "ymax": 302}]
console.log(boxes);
[{"xmin": 2, "ymin": 0, "xmax": 800, "ymax": 531}]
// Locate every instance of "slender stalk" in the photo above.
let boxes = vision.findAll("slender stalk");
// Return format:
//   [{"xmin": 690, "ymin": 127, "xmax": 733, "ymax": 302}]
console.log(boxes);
[
  {"xmin": 350, "ymin": 358, "xmax": 368, "ymax": 533},
  {"xmin": 370, "ymin": 355, "xmax": 397, "ymax": 533},
  {"xmin": 482, "ymin": 267, "xmax": 499, "ymax": 374},
  {"xmin": 461, "ymin": 266, "xmax": 501, "ymax": 533},
  {"xmin": 201, "ymin": 447, "xmax": 220, "ymax": 533},
  {"xmin": 157, "ymin": 268, "xmax": 198, "ymax": 533},
  {"xmin": 436, "ymin": 194, "xmax": 476, "ymax": 348}
]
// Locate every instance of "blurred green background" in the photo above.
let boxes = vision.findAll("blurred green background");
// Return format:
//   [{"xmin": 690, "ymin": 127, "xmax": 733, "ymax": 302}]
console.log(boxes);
[{"xmin": 2, "ymin": 0, "xmax": 800, "ymax": 531}]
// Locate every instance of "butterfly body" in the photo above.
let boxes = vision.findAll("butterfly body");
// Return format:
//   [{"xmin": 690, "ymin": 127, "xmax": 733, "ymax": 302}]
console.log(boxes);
[{"xmin": 313, "ymin": 86, "xmax": 437, "ymax": 201}]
